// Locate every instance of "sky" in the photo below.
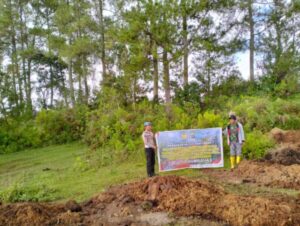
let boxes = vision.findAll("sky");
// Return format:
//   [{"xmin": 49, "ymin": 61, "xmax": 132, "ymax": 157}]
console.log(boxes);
[{"xmin": 236, "ymin": 51, "xmax": 250, "ymax": 80}]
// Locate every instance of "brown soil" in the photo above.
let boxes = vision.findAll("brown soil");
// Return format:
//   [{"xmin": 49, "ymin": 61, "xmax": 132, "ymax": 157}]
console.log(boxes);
[
  {"xmin": 204, "ymin": 129, "xmax": 300, "ymax": 190},
  {"xmin": 1, "ymin": 176, "xmax": 300, "ymax": 226},
  {"xmin": 204, "ymin": 160, "xmax": 300, "ymax": 190},
  {"xmin": 266, "ymin": 128, "xmax": 300, "ymax": 165},
  {"xmin": 264, "ymin": 144, "xmax": 300, "ymax": 165},
  {"xmin": 270, "ymin": 128, "xmax": 300, "ymax": 144}
]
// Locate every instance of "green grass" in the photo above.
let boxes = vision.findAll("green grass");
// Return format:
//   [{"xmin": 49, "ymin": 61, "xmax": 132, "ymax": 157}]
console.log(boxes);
[
  {"xmin": 0, "ymin": 143, "xmax": 298, "ymax": 204},
  {"xmin": 0, "ymin": 143, "xmax": 149, "ymax": 202},
  {"xmin": 0, "ymin": 143, "xmax": 232, "ymax": 203}
]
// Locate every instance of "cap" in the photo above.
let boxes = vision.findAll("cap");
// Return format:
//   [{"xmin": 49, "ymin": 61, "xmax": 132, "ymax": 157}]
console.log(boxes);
[
  {"xmin": 144, "ymin": 122, "xmax": 152, "ymax": 126},
  {"xmin": 229, "ymin": 115, "xmax": 237, "ymax": 120}
]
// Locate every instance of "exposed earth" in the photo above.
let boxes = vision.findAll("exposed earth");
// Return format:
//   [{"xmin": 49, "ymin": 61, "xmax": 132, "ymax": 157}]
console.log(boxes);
[
  {"xmin": 203, "ymin": 128, "xmax": 300, "ymax": 190},
  {"xmin": 0, "ymin": 128, "xmax": 299, "ymax": 226}
]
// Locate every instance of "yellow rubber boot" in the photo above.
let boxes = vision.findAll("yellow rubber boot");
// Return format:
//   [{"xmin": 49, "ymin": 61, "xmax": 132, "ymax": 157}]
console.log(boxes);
[
  {"xmin": 230, "ymin": 156, "xmax": 235, "ymax": 169},
  {"xmin": 236, "ymin": 156, "xmax": 241, "ymax": 165}
]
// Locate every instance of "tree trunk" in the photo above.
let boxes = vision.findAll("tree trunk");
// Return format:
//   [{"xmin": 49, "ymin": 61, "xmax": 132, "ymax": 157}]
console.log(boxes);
[
  {"xmin": 248, "ymin": 0, "xmax": 255, "ymax": 82},
  {"xmin": 68, "ymin": 57, "xmax": 76, "ymax": 106},
  {"xmin": 152, "ymin": 42, "xmax": 159, "ymax": 103},
  {"xmin": 162, "ymin": 48, "xmax": 171, "ymax": 104},
  {"xmin": 11, "ymin": 32, "xmax": 21, "ymax": 111},
  {"xmin": 8, "ymin": 0, "xmax": 21, "ymax": 112},
  {"xmin": 182, "ymin": 2, "xmax": 189, "ymax": 86},
  {"xmin": 98, "ymin": 0, "xmax": 107, "ymax": 85},
  {"xmin": 50, "ymin": 65, "xmax": 54, "ymax": 107},
  {"xmin": 19, "ymin": 0, "xmax": 32, "ymax": 114},
  {"xmin": 274, "ymin": 0, "xmax": 282, "ymax": 63},
  {"xmin": 19, "ymin": 6, "xmax": 27, "ymax": 104},
  {"xmin": 60, "ymin": 68, "xmax": 69, "ymax": 106},
  {"xmin": 83, "ymin": 58, "xmax": 89, "ymax": 104},
  {"xmin": 78, "ymin": 63, "xmax": 83, "ymax": 104},
  {"xmin": 46, "ymin": 7, "xmax": 54, "ymax": 108},
  {"xmin": 26, "ymin": 59, "xmax": 32, "ymax": 113}
]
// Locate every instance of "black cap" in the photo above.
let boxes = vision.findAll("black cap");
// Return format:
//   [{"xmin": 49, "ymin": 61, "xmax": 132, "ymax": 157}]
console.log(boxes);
[{"xmin": 229, "ymin": 115, "xmax": 237, "ymax": 120}]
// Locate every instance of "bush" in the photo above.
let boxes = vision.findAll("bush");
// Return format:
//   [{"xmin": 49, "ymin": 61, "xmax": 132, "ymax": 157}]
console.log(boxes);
[
  {"xmin": 227, "ymin": 96, "xmax": 300, "ymax": 132},
  {"xmin": 0, "ymin": 183, "xmax": 58, "ymax": 202},
  {"xmin": 0, "ymin": 119, "xmax": 42, "ymax": 153},
  {"xmin": 36, "ymin": 107, "xmax": 87, "ymax": 145},
  {"xmin": 0, "ymin": 106, "xmax": 87, "ymax": 153},
  {"xmin": 84, "ymin": 101, "xmax": 200, "ymax": 165},
  {"xmin": 242, "ymin": 131, "xmax": 275, "ymax": 159},
  {"xmin": 274, "ymin": 74, "xmax": 300, "ymax": 97},
  {"xmin": 1, "ymin": 93, "xmax": 299, "ymax": 158},
  {"xmin": 197, "ymin": 111, "xmax": 225, "ymax": 129}
]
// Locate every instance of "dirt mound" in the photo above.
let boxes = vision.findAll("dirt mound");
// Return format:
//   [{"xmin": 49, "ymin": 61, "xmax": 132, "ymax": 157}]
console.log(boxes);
[
  {"xmin": 0, "ymin": 202, "xmax": 66, "ymax": 226},
  {"xmin": 271, "ymin": 128, "xmax": 300, "ymax": 144},
  {"xmin": 92, "ymin": 176, "xmax": 300, "ymax": 226},
  {"xmin": 236, "ymin": 161, "xmax": 300, "ymax": 189},
  {"xmin": 204, "ymin": 160, "xmax": 300, "ymax": 190},
  {"xmin": 264, "ymin": 144, "xmax": 300, "ymax": 165},
  {"xmin": 1, "ymin": 176, "xmax": 300, "ymax": 226}
]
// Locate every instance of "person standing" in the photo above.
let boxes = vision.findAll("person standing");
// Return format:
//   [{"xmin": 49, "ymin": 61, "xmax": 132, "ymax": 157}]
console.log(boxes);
[
  {"xmin": 225, "ymin": 115, "xmax": 245, "ymax": 169},
  {"xmin": 142, "ymin": 122, "xmax": 156, "ymax": 177}
]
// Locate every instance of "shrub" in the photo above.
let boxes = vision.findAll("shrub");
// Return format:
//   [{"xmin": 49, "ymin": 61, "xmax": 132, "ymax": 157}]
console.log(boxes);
[
  {"xmin": 0, "ymin": 119, "xmax": 42, "ymax": 153},
  {"xmin": 242, "ymin": 131, "xmax": 275, "ymax": 159},
  {"xmin": 36, "ymin": 107, "xmax": 87, "ymax": 145},
  {"xmin": 0, "ymin": 106, "xmax": 87, "ymax": 153},
  {"xmin": 84, "ymin": 101, "xmax": 199, "ymax": 165},
  {"xmin": 0, "ymin": 183, "xmax": 58, "ymax": 202},
  {"xmin": 197, "ymin": 111, "xmax": 225, "ymax": 129}
]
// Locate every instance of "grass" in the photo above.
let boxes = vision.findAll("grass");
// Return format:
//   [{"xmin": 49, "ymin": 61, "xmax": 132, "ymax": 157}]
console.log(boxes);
[
  {"xmin": 0, "ymin": 143, "xmax": 232, "ymax": 203},
  {"xmin": 5, "ymin": 142, "xmax": 291, "ymax": 204},
  {"xmin": 0, "ymin": 143, "xmax": 148, "ymax": 202}
]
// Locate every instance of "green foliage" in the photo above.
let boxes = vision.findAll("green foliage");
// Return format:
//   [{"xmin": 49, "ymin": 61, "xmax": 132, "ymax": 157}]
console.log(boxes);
[
  {"xmin": 228, "ymin": 96, "xmax": 300, "ymax": 132},
  {"xmin": 0, "ymin": 182, "xmax": 58, "ymax": 202},
  {"xmin": 85, "ymin": 94, "xmax": 300, "ymax": 163},
  {"xmin": 0, "ymin": 119, "xmax": 42, "ymax": 153},
  {"xmin": 197, "ymin": 111, "xmax": 225, "ymax": 128},
  {"xmin": 274, "ymin": 74, "xmax": 300, "ymax": 97},
  {"xmin": 1, "ymin": 93, "xmax": 300, "ymax": 162},
  {"xmin": 242, "ymin": 131, "xmax": 275, "ymax": 159},
  {"xmin": 36, "ymin": 106, "xmax": 87, "ymax": 145},
  {"xmin": 84, "ymin": 99, "xmax": 202, "ymax": 164},
  {"xmin": 73, "ymin": 156, "xmax": 90, "ymax": 172},
  {"xmin": 0, "ymin": 107, "xmax": 87, "ymax": 153}
]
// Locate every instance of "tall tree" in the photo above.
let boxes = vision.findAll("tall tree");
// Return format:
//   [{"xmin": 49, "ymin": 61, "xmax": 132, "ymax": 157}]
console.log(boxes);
[
  {"xmin": 248, "ymin": 0, "xmax": 255, "ymax": 82},
  {"xmin": 152, "ymin": 41, "xmax": 159, "ymax": 103},
  {"xmin": 95, "ymin": 0, "xmax": 107, "ymax": 85},
  {"xmin": 181, "ymin": 0, "xmax": 189, "ymax": 86}
]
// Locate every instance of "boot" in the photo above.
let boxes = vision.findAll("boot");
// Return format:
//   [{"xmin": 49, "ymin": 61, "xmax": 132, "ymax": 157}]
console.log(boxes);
[
  {"xmin": 230, "ymin": 156, "xmax": 235, "ymax": 170},
  {"xmin": 236, "ymin": 156, "xmax": 241, "ymax": 165}
]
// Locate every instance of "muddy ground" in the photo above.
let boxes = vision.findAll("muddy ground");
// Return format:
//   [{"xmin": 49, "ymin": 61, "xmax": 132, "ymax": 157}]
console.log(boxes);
[{"xmin": 0, "ymin": 129, "xmax": 299, "ymax": 226}]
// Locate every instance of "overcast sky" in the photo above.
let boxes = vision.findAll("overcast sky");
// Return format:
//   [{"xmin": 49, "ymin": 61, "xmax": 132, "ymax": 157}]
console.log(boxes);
[{"xmin": 236, "ymin": 51, "xmax": 250, "ymax": 80}]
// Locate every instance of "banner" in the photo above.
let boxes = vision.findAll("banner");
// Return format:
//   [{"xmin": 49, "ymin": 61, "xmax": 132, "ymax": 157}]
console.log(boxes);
[{"xmin": 156, "ymin": 128, "xmax": 223, "ymax": 171}]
